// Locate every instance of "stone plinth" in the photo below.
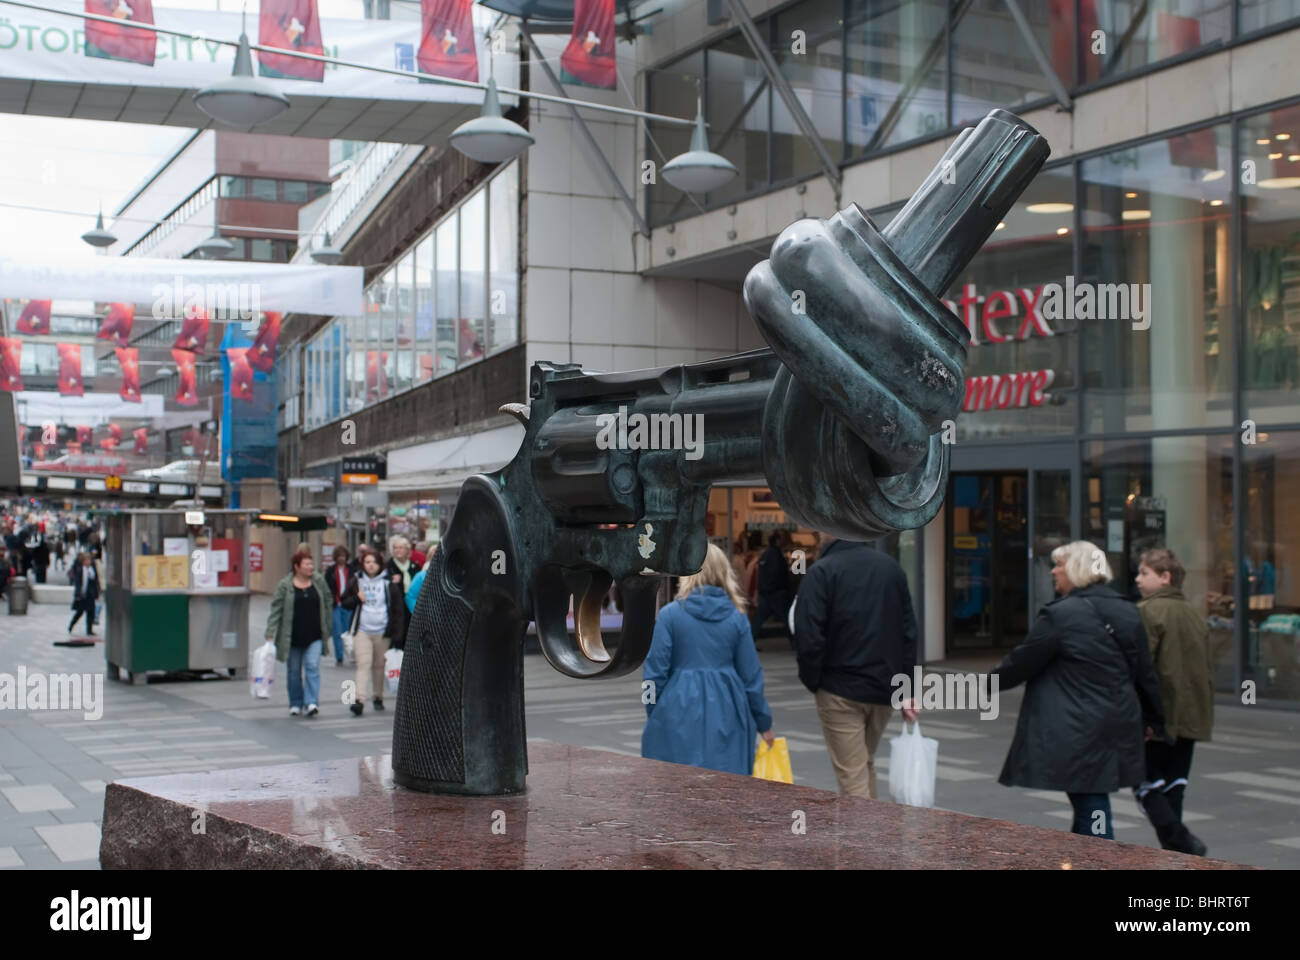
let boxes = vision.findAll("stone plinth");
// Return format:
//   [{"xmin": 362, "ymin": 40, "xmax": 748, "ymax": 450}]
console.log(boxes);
[{"xmin": 99, "ymin": 742, "xmax": 1246, "ymax": 869}]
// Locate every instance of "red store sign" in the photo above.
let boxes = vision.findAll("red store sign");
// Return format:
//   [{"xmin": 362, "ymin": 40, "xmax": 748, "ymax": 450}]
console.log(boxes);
[{"xmin": 942, "ymin": 283, "xmax": 1056, "ymax": 346}]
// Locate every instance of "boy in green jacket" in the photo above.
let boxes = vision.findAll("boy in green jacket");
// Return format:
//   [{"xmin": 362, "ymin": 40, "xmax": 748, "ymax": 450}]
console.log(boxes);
[{"xmin": 1135, "ymin": 548, "xmax": 1214, "ymax": 857}]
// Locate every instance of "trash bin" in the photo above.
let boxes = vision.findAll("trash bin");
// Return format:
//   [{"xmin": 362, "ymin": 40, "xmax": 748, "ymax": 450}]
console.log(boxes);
[{"xmin": 8, "ymin": 576, "xmax": 29, "ymax": 615}]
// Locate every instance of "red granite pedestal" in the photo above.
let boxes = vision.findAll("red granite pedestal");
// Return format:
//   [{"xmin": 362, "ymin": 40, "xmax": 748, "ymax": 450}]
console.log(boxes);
[{"xmin": 98, "ymin": 741, "xmax": 1246, "ymax": 869}]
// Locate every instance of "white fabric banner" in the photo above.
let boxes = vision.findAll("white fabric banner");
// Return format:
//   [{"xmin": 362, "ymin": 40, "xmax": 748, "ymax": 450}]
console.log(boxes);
[
  {"xmin": 0, "ymin": 2, "xmax": 514, "ymax": 105},
  {"xmin": 0, "ymin": 253, "xmax": 362, "ymax": 315}
]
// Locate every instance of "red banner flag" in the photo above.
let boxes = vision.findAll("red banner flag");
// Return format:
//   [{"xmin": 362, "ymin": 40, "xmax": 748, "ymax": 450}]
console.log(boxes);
[
  {"xmin": 365, "ymin": 351, "xmax": 388, "ymax": 400},
  {"xmin": 58, "ymin": 344, "xmax": 85, "ymax": 396},
  {"xmin": 0, "ymin": 339, "xmax": 22, "ymax": 391},
  {"xmin": 174, "ymin": 310, "xmax": 210, "ymax": 352},
  {"xmin": 418, "ymin": 0, "xmax": 478, "ymax": 81},
  {"xmin": 248, "ymin": 311, "xmax": 281, "ymax": 373},
  {"xmin": 133, "ymin": 427, "xmax": 149, "ymax": 455},
  {"xmin": 173, "ymin": 348, "xmax": 199, "ymax": 406},
  {"xmin": 76, "ymin": 426, "xmax": 93, "ymax": 446},
  {"xmin": 116, "ymin": 347, "xmax": 141, "ymax": 402},
  {"xmin": 259, "ymin": 0, "xmax": 325, "ymax": 80},
  {"xmin": 98, "ymin": 303, "xmax": 134, "ymax": 347},
  {"xmin": 15, "ymin": 300, "xmax": 51, "ymax": 335},
  {"xmin": 106, "ymin": 423, "xmax": 123, "ymax": 442},
  {"xmin": 561, "ymin": 0, "xmax": 617, "ymax": 90},
  {"xmin": 228, "ymin": 348, "xmax": 255, "ymax": 401},
  {"xmin": 100, "ymin": 437, "xmax": 119, "ymax": 451},
  {"xmin": 85, "ymin": 0, "xmax": 157, "ymax": 66}
]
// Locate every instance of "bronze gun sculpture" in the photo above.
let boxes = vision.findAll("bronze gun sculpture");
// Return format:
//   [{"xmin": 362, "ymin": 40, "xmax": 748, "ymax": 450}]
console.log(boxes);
[{"xmin": 391, "ymin": 109, "xmax": 1050, "ymax": 795}]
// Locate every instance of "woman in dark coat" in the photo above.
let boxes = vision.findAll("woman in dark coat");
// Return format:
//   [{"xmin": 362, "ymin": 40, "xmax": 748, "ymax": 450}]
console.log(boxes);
[
  {"xmin": 68, "ymin": 551, "xmax": 101, "ymax": 637},
  {"xmin": 993, "ymin": 540, "xmax": 1166, "ymax": 841}
]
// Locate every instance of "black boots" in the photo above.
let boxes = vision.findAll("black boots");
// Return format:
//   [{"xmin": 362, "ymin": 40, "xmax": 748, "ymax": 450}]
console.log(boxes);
[{"xmin": 1157, "ymin": 822, "xmax": 1207, "ymax": 857}]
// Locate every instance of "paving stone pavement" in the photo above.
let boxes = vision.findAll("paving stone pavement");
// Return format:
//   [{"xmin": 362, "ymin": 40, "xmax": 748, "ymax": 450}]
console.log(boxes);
[{"xmin": 1, "ymin": 595, "xmax": 1297, "ymax": 869}]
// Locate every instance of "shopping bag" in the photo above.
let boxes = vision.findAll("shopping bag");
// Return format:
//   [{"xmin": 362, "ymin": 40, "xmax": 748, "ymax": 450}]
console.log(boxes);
[
  {"xmin": 341, "ymin": 630, "xmax": 355, "ymax": 662},
  {"xmin": 384, "ymin": 647, "xmax": 403, "ymax": 694},
  {"xmin": 249, "ymin": 640, "xmax": 276, "ymax": 699},
  {"xmin": 752, "ymin": 737, "xmax": 794, "ymax": 784},
  {"xmin": 889, "ymin": 720, "xmax": 938, "ymax": 808}
]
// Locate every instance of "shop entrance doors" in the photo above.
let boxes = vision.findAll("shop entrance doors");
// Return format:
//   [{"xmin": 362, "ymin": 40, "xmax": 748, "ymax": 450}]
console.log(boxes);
[{"xmin": 946, "ymin": 443, "xmax": 1076, "ymax": 655}]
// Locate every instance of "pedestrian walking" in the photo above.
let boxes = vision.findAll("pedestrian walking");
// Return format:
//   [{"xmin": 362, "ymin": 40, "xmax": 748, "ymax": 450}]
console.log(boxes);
[
  {"xmin": 341, "ymin": 549, "xmax": 407, "ymax": 716},
  {"xmin": 265, "ymin": 549, "xmax": 332, "ymax": 718},
  {"xmin": 993, "ymin": 541, "xmax": 1166, "ymax": 841},
  {"xmin": 30, "ymin": 533, "xmax": 50, "ymax": 584},
  {"xmin": 641, "ymin": 544, "xmax": 774, "ymax": 776},
  {"xmin": 1134, "ymin": 548, "xmax": 1212, "ymax": 856},
  {"xmin": 385, "ymin": 536, "xmax": 416, "ymax": 594},
  {"xmin": 325, "ymin": 545, "xmax": 353, "ymax": 666},
  {"xmin": 67, "ymin": 552, "xmax": 100, "ymax": 637},
  {"xmin": 749, "ymin": 532, "xmax": 792, "ymax": 647},
  {"xmin": 793, "ymin": 535, "xmax": 919, "ymax": 799}
]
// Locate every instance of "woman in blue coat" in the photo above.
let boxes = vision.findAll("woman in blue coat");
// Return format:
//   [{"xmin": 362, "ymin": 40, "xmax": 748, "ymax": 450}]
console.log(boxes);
[{"xmin": 642, "ymin": 544, "xmax": 775, "ymax": 775}]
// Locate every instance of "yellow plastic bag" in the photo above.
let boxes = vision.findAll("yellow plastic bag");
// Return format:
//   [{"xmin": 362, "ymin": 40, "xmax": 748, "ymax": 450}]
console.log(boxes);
[{"xmin": 753, "ymin": 737, "xmax": 793, "ymax": 784}]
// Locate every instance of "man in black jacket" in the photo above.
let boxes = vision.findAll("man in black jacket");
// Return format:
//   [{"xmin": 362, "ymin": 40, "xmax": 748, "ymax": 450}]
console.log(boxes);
[{"xmin": 794, "ymin": 535, "xmax": 919, "ymax": 799}]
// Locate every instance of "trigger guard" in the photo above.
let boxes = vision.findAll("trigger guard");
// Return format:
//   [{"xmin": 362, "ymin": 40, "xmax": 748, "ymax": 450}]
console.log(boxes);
[{"xmin": 534, "ymin": 566, "xmax": 661, "ymax": 679}]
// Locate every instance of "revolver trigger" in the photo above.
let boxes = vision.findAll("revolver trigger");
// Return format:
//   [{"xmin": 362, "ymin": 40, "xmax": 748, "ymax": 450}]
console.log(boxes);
[{"xmin": 573, "ymin": 569, "xmax": 613, "ymax": 664}]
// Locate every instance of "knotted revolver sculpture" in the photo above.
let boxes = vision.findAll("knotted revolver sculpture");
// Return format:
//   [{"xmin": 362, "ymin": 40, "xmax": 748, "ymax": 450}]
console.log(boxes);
[{"xmin": 392, "ymin": 109, "xmax": 1050, "ymax": 794}]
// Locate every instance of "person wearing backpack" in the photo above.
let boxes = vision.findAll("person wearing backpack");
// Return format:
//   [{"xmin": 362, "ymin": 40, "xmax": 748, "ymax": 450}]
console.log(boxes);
[
  {"xmin": 993, "ymin": 541, "xmax": 1167, "ymax": 842},
  {"xmin": 1134, "ymin": 548, "xmax": 1212, "ymax": 856}
]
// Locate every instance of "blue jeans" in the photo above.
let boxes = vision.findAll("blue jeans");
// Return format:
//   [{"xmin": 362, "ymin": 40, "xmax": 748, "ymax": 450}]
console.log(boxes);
[
  {"xmin": 331, "ymin": 606, "xmax": 351, "ymax": 663},
  {"xmin": 286, "ymin": 640, "xmax": 322, "ymax": 709},
  {"xmin": 1067, "ymin": 792, "xmax": 1114, "ymax": 840}
]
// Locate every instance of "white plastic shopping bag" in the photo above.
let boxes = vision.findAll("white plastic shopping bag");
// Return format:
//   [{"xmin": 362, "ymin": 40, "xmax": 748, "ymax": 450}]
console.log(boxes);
[
  {"xmin": 384, "ymin": 647, "xmax": 403, "ymax": 694},
  {"xmin": 342, "ymin": 630, "xmax": 355, "ymax": 664},
  {"xmin": 889, "ymin": 720, "xmax": 938, "ymax": 808},
  {"xmin": 250, "ymin": 641, "xmax": 276, "ymax": 699}
]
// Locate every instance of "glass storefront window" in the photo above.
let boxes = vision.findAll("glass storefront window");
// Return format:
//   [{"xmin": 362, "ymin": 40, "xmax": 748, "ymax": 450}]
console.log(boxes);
[
  {"xmin": 706, "ymin": 33, "xmax": 770, "ymax": 204},
  {"xmin": 414, "ymin": 233, "xmax": 435, "ymax": 384},
  {"xmin": 1242, "ymin": 430, "xmax": 1300, "ymax": 701},
  {"xmin": 771, "ymin": 0, "xmax": 844, "ymax": 180},
  {"xmin": 952, "ymin": 0, "xmax": 1071, "ymax": 124},
  {"xmin": 1240, "ymin": 103, "xmax": 1300, "ymax": 425},
  {"xmin": 460, "ymin": 190, "xmax": 487, "ymax": 366},
  {"xmin": 488, "ymin": 165, "xmax": 519, "ymax": 353},
  {"xmin": 436, "ymin": 211, "xmax": 459, "ymax": 376},
  {"xmin": 645, "ymin": 50, "xmax": 703, "ymax": 226},
  {"xmin": 1084, "ymin": 435, "xmax": 1236, "ymax": 690},
  {"xmin": 1085, "ymin": 0, "xmax": 1231, "ymax": 85},
  {"xmin": 1081, "ymin": 124, "xmax": 1234, "ymax": 433},
  {"xmin": 945, "ymin": 165, "xmax": 1077, "ymax": 440},
  {"xmin": 347, "ymin": 316, "xmax": 365, "ymax": 413},
  {"xmin": 845, "ymin": 0, "xmax": 948, "ymax": 155}
]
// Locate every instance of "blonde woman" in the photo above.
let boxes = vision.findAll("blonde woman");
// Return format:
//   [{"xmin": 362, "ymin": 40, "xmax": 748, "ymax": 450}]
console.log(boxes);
[
  {"xmin": 993, "ymin": 540, "xmax": 1166, "ymax": 841},
  {"xmin": 641, "ymin": 543, "xmax": 775, "ymax": 775}
]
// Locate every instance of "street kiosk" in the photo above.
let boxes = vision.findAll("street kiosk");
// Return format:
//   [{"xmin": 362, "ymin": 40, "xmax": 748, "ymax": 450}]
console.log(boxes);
[{"xmin": 100, "ymin": 509, "xmax": 256, "ymax": 684}]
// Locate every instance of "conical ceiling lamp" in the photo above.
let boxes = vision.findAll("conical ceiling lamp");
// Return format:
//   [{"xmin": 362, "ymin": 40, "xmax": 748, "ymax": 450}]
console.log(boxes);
[
  {"xmin": 81, "ymin": 208, "xmax": 116, "ymax": 248},
  {"xmin": 311, "ymin": 231, "xmax": 343, "ymax": 265},
  {"xmin": 195, "ymin": 230, "xmax": 235, "ymax": 259},
  {"xmin": 450, "ymin": 75, "xmax": 534, "ymax": 164},
  {"xmin": 662, "ymin": 101, "xmax": 737, "ymax": 194},
  {"xmin": 193, "ymin": 30, "xmax": 290, "ymax": 126}
]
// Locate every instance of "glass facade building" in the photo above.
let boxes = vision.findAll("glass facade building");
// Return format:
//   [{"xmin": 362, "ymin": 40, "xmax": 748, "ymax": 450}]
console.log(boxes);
[
  {"xmin": 928, "ymin": 100, "xmax": 1300, "ymax": 704},
  {"xmin": 299, "ymin": 162, "xmax": 520, "ymax": 430},
  {"xmin": 636, "ymin": 0, "xmax": 1300, "ymax": 705},
  {"xmin": 646, "ymin": 0, "xmax": 1300, "ymax": 225}
]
